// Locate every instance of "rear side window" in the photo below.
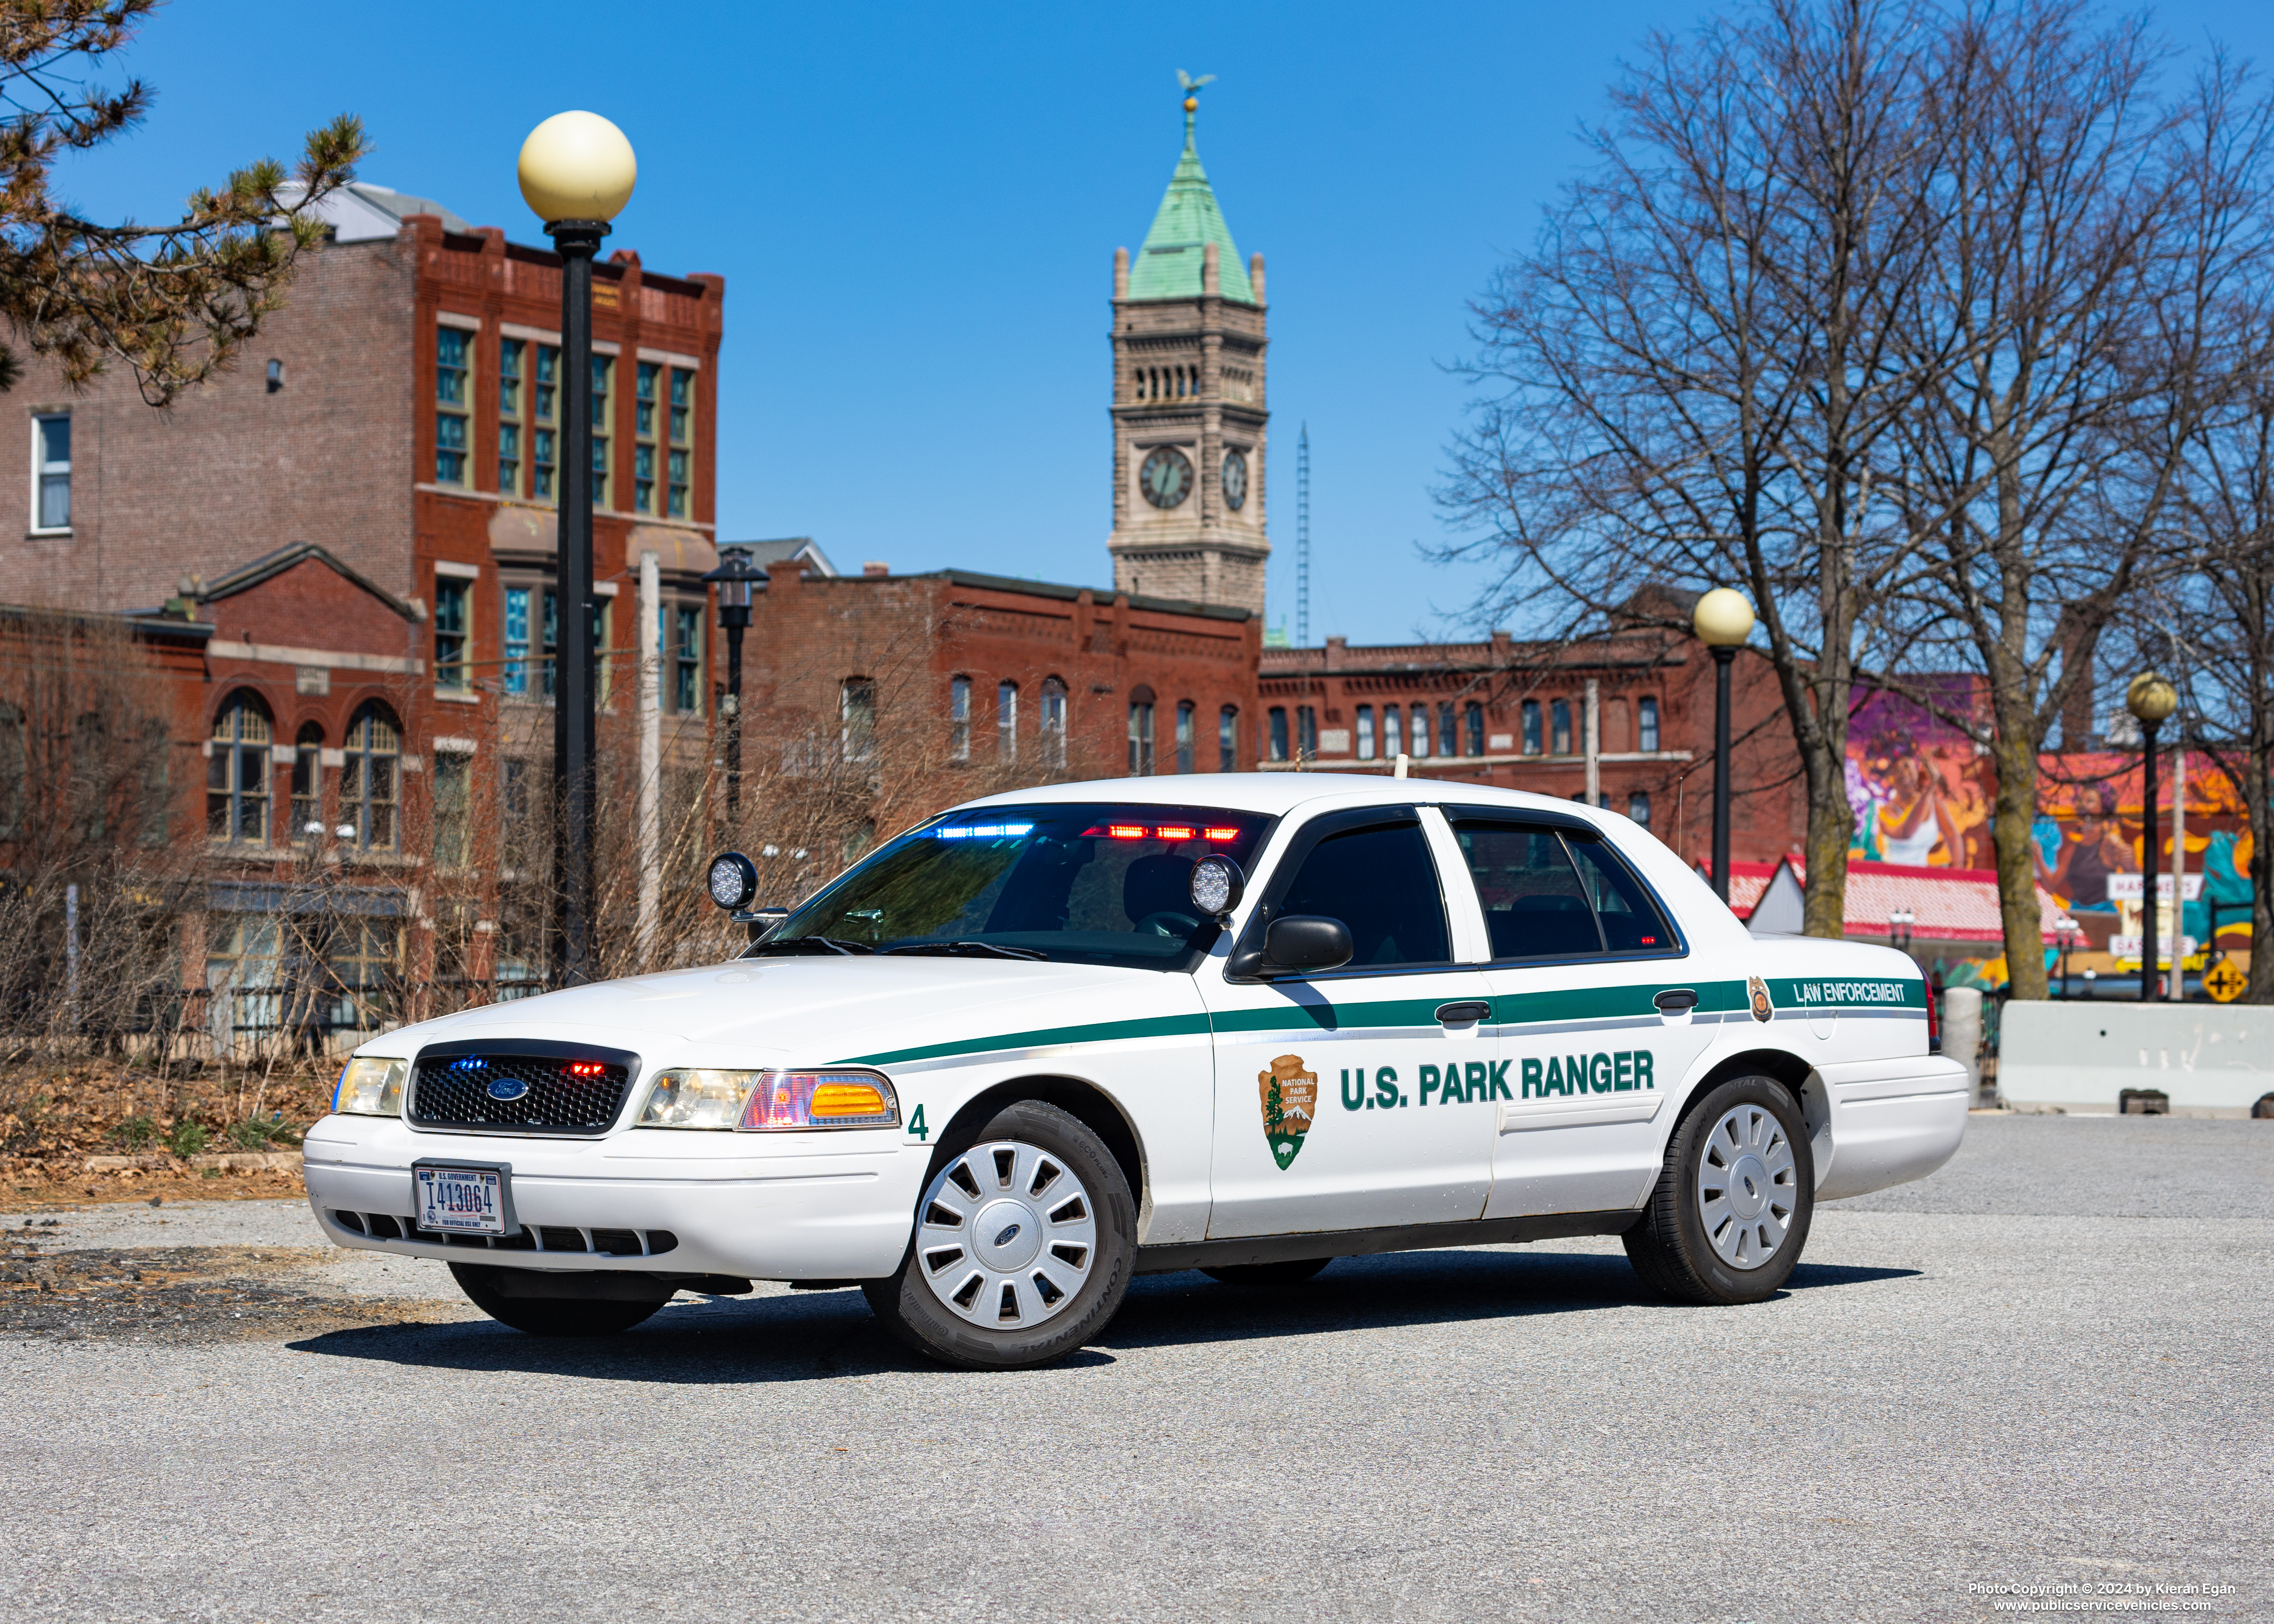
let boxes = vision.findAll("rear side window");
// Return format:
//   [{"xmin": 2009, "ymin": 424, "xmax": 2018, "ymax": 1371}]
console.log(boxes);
[
  {"xmin": 1451, "ymin": 818, "xmax": 1676, "ymax": 960},
  {"xmin": 1276, "ymin": 822, "xmax": 1450, "ymax": 968}
]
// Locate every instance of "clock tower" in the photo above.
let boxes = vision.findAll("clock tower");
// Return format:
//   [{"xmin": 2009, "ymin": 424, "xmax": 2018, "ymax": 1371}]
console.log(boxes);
[{"xmin": 1106, "ymin": 85, "xmax": 1268, "ymax": 614}]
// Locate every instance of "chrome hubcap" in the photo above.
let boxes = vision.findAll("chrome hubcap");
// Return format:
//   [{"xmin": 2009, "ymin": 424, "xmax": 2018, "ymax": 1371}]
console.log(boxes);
[
  {"xmin": 1697, "ymin": 1103, "xmax": 1796, "ymax": 1270},
  {"xmin": 915, "ymin": 1140, "xmax": 1096, "ymax": 1330}
]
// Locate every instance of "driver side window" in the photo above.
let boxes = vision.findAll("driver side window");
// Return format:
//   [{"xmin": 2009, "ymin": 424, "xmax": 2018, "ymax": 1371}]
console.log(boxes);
[{"xmin": 1276, "ymin": 822, "xmax": 1450, "ymax": 968}]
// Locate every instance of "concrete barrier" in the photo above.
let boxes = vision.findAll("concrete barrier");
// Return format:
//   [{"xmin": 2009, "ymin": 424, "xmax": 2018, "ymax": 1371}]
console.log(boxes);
[
  {"xmin": 1941, "ymin": 988, "xmax": 1984, "ymax": 1101},
  {"xmin": 1998, "ymin": 1001, "xmax": 2274, "ymax": 1117}
]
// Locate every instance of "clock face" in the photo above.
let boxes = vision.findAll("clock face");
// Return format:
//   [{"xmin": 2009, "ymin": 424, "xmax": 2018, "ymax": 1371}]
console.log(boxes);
[
  {"xmin": 1139, "ymin": 446, "xmax": 1194, "ymax": 509},
  {"xmin": 1222, "ymin": 448, "xmax": 1249, "ymax": 511}
]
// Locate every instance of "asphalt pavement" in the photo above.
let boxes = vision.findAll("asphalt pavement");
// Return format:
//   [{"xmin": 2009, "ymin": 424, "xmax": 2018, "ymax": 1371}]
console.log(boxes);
[{"xmin": 2, "ymin": 1113, "xmax": 2267, "ymax": 1623}]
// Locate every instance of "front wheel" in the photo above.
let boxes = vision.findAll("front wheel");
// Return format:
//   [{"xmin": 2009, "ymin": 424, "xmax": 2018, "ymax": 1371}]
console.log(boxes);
[
  {"xmin": 449, "ymin": 1263, "xmax": 666, "ymax": 1337},
  {"xmin": 864, "ymin": 1100, "xmax": 1135, "ymax": 1370},
  {"xmin": 1623, "ymin": 1075, "xmax": 1813, "ymax": 1305}
]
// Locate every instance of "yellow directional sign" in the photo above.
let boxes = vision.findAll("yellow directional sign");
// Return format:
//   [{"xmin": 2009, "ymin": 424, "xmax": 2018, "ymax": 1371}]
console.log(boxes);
[{"xmin": 2204, "ymin": 954, "xmax": 2247, "ymax": 1004}]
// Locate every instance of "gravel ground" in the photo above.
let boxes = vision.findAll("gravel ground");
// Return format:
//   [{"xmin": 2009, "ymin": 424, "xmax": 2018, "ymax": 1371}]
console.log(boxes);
[{"xmin": 1, "ymin": 1114, "xmax": 2266, "ymax": 1623}]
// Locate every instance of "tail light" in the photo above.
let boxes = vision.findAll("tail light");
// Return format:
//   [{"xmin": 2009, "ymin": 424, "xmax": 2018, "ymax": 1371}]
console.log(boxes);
[{"xmin": 1926, "ymin": 984, "xmax": 1940, "ymax": 1052}]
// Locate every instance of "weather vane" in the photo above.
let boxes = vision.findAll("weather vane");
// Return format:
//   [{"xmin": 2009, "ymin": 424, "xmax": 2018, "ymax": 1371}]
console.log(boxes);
[{"xmin": 1177, "ymin": 68, "xmax": 1216, "ymax": 114}]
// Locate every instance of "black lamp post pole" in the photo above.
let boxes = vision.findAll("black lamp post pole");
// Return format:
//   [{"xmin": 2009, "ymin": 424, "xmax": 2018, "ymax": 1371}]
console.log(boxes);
[
  {"xmin": 2139, "ymin": 716, "xmax": 2162, "ymax": 1001},
  {"xmin": 1710, "ymin": 644, "xmax": 1736, "ymax": 903},
  {"xmin": 722, "ymin": 612, "xmax": 748, "ymax": 818},
  {"xmin": 549, "ymin": 218, "xmax": 606, "ymax": 987}
]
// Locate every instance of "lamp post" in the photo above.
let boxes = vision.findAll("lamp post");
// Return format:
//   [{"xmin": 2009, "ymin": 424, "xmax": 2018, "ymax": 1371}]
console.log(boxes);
[
  {"xmin": 701, "ymin": 546, "xmax": 767, "ymax": 821},
  {"xmin": 1693, "ymin": 588, "xmax": 1755, "ymax": 903},
  {"xmin": 1890, "ymin": 907, "xmax": 1916, "ymax": 959},
  {"xmin": 2055, "ymin": 914, "xmax": 2079, "ymax": 997},
  {"xmin": 2127, "ymin": 671, "xmax": 2178, "ymax": 1001},
  {"xmin": 518, "ymin": 111, "xmax": 637, "ymax": 987}
]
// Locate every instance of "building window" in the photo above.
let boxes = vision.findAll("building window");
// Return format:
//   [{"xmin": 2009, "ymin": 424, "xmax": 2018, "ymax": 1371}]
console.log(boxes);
[
  {"xmin": 32, "ymin": 413, "xmax": 70, "ymax": 530},
  {"xmin": 1465, "ymin": 702, "xmax": 1485, "ymax": 758},
  {"xmin": 1436, "ymin": 702, "xmax": 1456, "ymax": 759},
  {"xmin": 1382, "ymin": 703, "xmax": 1402, "ymax": 761},
  {"xmin": 634, "ymin": 361, "xmax": 660, "ymax": 514},
  {"xmin": 434, "ymin": 577, "xmax": 470, "ymax": 690},
  {"xmin": 1410, "ymin": 704, "xmax": 1430, "ymax": 758},
  {"xmin": 671, "ymin": 604, "xmax": 703, "ymax": 714},
  {"xmin": 1551, "ymin": 699, "xmax": 1572, "ymax": 755},
  {"xmin": 1176, "ymin": 700, "xmax": 1195, "ymax": 773},
  {"xmin": 1039, "ymin": 677, "xmax": 1067, "ymax": 769},
  {"xmin": 949, "ymin": 676, "xmax": 971, "ymax": 760},
  {"xmin": 342, "ymin": 701, "xmax": 400, "ymax": 851},
  {"xmin": 1298, "ymin": 706, "xmax": 1319, "ymax": 760},
  {"xmin": 436, "ymin": 327, "xmax": 471, "ymax": 485},
  {"xmin": 503, "ymin": 585, "xmax": 533, "ymax": 697},
  {"xmin": 1219, "ymin": 705, "xmax": 1238, "ymax": 771},
  {"xmin": 668, "ymin": 368, "xmax": 695, "ymax": 517},
  {"xmin": 533, "ymin": 344, "xmax": 560, "ymax": 500},
  {"xmin": 0, "ymin": 703, "xmax": 23, "ymax": 840},
  {"xmin": 498, "ymin": 339, "xmax": 525, "ymax": 495},
  {"xmin": 1128, "ymin": 693, "xmax": 1156, "ymax": 775},
  {"xmin": 1522, "ymin": 700, "xmax": 1542, "ymax": 755},
  {"xmin": 434, "ymin": 749, "xmax": 471, "ymax": 868},
  {"xmin": 1638, "ymin": 696, "xmax": 1660, "ymax": 753},
  {"xmin": 1628, "ymin": 791, "xmax": 1652, "ymax": 828},
  {"xmin": 206, "ymin": 692, "xmax": 271, "ymax": 843},
  {"xmin": 843, "ymin": 678, "xmax": 876, "ymax": 763},
  {"xmin": 998, "ymin": 681, "xmax": 1018, "ymax": 761},
  {"xmin": 590, "ymin": 354, "xmax": 613, "ymax": 508},
  {"xmin": 1356, "ymin": 705, "xmax": 1376, "ymax": 762},
  {"xmin": 291, "ymin": 723, "xmax": 322, "ymax": 841},
  {"xmin": 1268, "ymin": 706, "xmax": 1289, "ymax": 762}
]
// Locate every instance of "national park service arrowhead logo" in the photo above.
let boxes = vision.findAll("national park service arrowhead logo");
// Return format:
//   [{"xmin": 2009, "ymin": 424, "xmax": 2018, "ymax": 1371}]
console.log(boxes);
[
  {"xmin": 1258, "ymin": 1054, "xmax": 1316, "ymax": 1170},
  {"xmin": 1748, "ymin": 975, "xmax": 1774, "ymax": 1023}
]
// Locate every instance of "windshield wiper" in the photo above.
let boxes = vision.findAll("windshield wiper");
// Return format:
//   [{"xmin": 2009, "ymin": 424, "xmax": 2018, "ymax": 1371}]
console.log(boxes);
[
  {"xmin": 885, "ymin": 940, "xmax": 1049, "ymax": 962},
  {"xmin": 747, "ymin": 936, "xmax": 873, "ymax": 957}
]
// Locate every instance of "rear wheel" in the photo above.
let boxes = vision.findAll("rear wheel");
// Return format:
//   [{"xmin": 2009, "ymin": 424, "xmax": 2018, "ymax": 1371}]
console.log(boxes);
[
  {"xmin": 864, "ymin": 1100, "xmax": 1135, "ymax": 1370},
  {"xmin": 1202, "ymin": 1258, "xmax": 1331, "ymax": 1286},
  {"xmin": 449, "ymin": 1263, "xmax": 666, "ymax": 1337},
  {"xmin": 1623, "ymin": 1075, "xmax": 1813, "ymax": 1305}
]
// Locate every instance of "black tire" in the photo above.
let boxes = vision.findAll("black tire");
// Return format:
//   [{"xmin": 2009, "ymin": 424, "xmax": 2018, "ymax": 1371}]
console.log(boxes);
[
  {"xmin": 864, "ymin": 1099, "xmax": 1136, "ymax": 1370},
  {"xmin": 449, "ymin": 1263, "xmax": 666, "ymax": 1337},
  {"xmin": 1201, "ymin": 1258, "xmax": 1332, "ymax": 1286},
  {"xmin": 1623, "ymin": 1074, "xmax": 1814, "ymax": 1306}
]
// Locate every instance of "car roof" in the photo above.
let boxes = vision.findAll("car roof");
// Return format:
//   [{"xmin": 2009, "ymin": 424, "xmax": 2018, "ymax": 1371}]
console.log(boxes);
[{"xmin": 954, "ymin": 772, "xmax": 1627, "ymax": 831}]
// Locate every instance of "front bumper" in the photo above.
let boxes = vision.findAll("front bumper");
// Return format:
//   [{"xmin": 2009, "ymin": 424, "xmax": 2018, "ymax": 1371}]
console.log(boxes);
[{"xmin": 302, "ymin": 1115, "xmax": 931, "ymax": 1281}]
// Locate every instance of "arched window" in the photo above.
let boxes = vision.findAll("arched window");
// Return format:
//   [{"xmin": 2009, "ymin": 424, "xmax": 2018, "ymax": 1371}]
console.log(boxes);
[
  {"xmin": 1465, "ymin": 702, "xmax": 1485, "ymax": 758},
  {"xmin": 1628, "ymin": 792, "xmax": 1653, "ymax": 829},
  {"xmin": 1218, "ymin": 705, "xmax": 1239, "ymax": 771},
  {"xmin": 1038, "ymin": 677, "xmax": 1067, "ymax": 769},
  {"xmin": 1435, "ymin": 702, "xmax": 1456, "ymax": 759},
  {"xmin": 1410, "ymin": 705, "xmax": 1431, "ymax": 758},
  {"xmin": 997, "ymin": 681, "xmax": 1018, "ymax": 762},
  {"xmin": 1268, "ymin": 706, "xmax": 1289, "ymax": 762},
  {"xmin": 1175, "ymin": 700, "xmax": 1195, "ymax": 773},
  {"xmin": 207, "ymin": 690, "xmax": 272, "ymax": 843},
  {"xmin": 1551, "ymin": 699, "xmax": 1572, "ymax": 756},
  {"xmin": 842, "ymin": 678, "xmax": 876, "ymax": 762},
  {"xmin": 1355, "ymin": 705, "xmax": 1376, "ymax": 761},
  {"xmin": 291, "ymin": 723, "xmax": 323, "ymax": 841},
  {"xmin": 1521, "ymin": 699, "xmax": 1542, "ymax": 755},
  {"xmin": 1638, "ymin": 695, "xmax": 1660, "ymax": 753},
  {"xmin": 342, "ymin": 701, "xmax": 401, "ymax": 851},
  {"xmin": 1382, "ymin": 703, "xmax": 1402, "ymax": 761},
  {"xmin": 1128, "ymin": 684, "xmax": 1156, "ymax": 776},
  {"xmin": 1297, "ymin": 706, "xmax": 1319, "ymax": 760},
  {"xmin": 949, "ymin": 676, "xmax": 971, "ymax": 761}
]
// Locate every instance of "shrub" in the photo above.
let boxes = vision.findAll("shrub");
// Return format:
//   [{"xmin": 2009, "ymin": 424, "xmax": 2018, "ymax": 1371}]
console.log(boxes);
[{"xmin": 166, "ymin": 1119, "xmax": 208, "ymax": 1158}]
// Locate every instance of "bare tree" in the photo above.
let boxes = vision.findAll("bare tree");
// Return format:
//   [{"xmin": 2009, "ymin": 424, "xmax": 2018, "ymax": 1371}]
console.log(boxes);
[
  {"xmin": 1890, "ymin": 7, "xmax": 2274, "ymax": 999},
  {"xmin": 1439, "ymin": 0, "xmax": 1957, "ymax": 936}
]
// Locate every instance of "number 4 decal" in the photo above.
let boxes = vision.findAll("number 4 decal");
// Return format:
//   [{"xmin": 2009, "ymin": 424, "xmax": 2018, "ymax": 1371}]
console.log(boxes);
[{"xmin": 907, "ymin": 1103, "xmax": 928, "ymax": 1142}]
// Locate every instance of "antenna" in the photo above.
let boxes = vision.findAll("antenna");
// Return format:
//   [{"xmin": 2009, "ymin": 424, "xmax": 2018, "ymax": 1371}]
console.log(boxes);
[{"xmin": 1296, "ymin": 423, "xmax": 1310, "ymax": 648}]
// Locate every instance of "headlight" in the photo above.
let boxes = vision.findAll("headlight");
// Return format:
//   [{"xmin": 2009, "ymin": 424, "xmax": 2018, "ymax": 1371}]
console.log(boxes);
[
  {"xmin": 333, "ymin": 1057, "xmax": 407, "ymax": 1116},
  {"xmin": 637, "ymin": 1068, "xmax": 900, "ymax": 1131}
]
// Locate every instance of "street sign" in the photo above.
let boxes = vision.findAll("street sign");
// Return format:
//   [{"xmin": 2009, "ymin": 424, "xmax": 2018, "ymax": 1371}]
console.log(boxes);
[{"xmin": 2204, "ymin": 955, "xmax": 2247, "ymax": 1004}]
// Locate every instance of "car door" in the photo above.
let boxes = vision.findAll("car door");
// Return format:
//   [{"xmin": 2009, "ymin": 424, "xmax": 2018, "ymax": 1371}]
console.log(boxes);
[
  {"xmin": 1199, "ymin": 805, "xmax": 1497, "ymax": 1238},
  {"xmin": 1442, "ymin": 809, "xmax": 1715, "ymax": 1218}
]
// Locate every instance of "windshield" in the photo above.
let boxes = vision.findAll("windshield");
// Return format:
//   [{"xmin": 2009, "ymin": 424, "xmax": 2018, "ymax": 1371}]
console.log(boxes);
[{"xmin": 755, "ymin": 804, "xmax": 1274, "ymax": 970}]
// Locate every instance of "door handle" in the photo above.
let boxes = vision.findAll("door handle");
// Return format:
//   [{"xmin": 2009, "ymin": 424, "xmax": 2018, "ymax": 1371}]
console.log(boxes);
[
  {"xmin": 1653, "ymin": 988, "xmax": 1700, "ymax": 1013},
  {"xmin": 1436, "ymin": 1001, "xmax": 1493, "ymax": 1026}
]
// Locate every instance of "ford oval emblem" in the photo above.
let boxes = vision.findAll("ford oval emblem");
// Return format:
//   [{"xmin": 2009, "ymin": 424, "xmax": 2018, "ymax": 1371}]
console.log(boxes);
[{"xmin": 486, "ymin": 1076, "xmax": 530, "ymax": 1102}]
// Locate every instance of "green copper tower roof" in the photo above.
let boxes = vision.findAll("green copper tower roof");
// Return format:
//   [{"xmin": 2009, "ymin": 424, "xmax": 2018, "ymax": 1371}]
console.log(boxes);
[{"xmin": 1127, "ymin": 99, "xmax": 1255, "ymax": 304}]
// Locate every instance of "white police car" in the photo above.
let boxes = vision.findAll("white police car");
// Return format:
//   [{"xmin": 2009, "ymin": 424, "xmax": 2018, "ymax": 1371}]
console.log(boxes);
[{"xmin": 305, "ymin": 775, "xmax": 1968, "ymax": 1369}]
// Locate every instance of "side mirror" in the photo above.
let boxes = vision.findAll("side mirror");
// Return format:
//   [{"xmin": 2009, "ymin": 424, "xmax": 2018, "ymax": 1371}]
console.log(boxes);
[
  {"xmin": 736, "ymin": 905, "xmax": 790, "ymax": 943},
  {"xmin": 1262, "ymin": 915, "xmax": 1353, "ymax": 976}
]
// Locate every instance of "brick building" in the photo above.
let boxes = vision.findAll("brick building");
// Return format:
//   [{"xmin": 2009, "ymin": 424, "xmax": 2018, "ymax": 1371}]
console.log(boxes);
[
  {"xmin": 1257, "ymin": 611, "xmax": 1803, "ymax": 869},
  {"xmin": 0, "ymin": 183, "xmax": 725, "ymax": 1044}
]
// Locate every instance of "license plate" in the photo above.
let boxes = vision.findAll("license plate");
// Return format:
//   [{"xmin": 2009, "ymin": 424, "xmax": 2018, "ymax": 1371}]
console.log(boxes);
[{"xmin": 414, "ymin": 1164, "xmax": 509, "ymax": 1235}]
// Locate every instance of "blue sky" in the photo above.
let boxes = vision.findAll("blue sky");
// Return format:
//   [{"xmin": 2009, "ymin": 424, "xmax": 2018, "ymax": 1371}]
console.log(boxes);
[{"xmin": 55, "ymin": 0, "xmax": 2274, "ymax": 644}]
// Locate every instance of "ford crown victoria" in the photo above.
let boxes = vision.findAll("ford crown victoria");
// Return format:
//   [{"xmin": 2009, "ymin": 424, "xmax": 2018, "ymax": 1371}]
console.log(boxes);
[{"xmin": 304, "ymin": 775, "xmax": 1969, "ymax": 1368}]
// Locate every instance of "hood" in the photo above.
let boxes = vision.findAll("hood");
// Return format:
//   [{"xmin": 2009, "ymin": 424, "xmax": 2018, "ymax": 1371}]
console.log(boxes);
[{"xmin": 358, "ymin": 955, "xmax": 1182, "ymax": 1070}]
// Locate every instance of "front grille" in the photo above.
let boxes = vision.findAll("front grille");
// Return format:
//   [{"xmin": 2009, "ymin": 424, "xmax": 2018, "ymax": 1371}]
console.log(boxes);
[
  {"xmin": 407, "ymin": 1040, "xmax": 639, "ymax": 1135},
  {"xmin": 329, "ymin": 1209, "xmax": 677, "ymax": 1256}
]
